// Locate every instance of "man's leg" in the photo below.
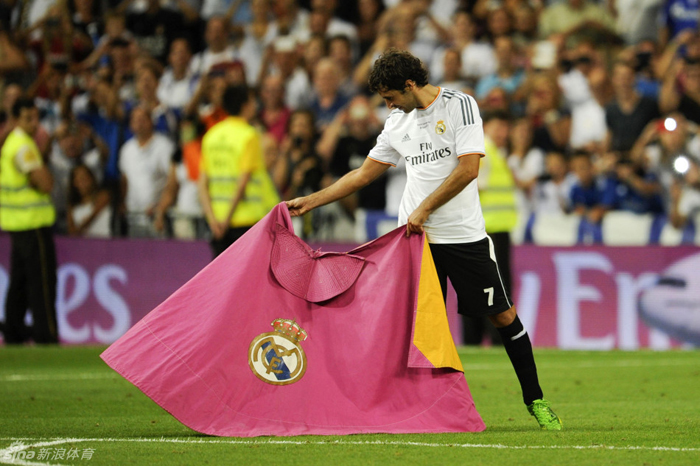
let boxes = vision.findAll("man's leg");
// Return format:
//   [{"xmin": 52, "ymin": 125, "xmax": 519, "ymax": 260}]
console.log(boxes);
[
  {"xmin": 25, "ymin": 228, "xmax": 58, "ymax": 344},
  {"xmin": 490, "ymin": 307, "xmax": 561, "ymax": 430},
  {"xmin": 4, "ymin": 233, "xmax": 30, "ymax": 344}
]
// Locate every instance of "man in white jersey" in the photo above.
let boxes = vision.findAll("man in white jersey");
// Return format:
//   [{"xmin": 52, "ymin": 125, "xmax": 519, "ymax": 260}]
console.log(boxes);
[{"xmin": 286, "ymin": 49, "xmax": 562, "ymax": 430}]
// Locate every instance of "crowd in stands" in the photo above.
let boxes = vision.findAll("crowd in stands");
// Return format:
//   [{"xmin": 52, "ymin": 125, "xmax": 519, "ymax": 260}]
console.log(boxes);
[{"xmin": 1, "ymin": 0, "xmax": 699, "ymax": 242}]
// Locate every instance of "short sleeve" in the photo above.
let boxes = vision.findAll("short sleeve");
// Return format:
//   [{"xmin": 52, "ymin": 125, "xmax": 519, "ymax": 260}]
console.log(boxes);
[
  {"xmin": 239, "ymin": 132, "xmax": 262, "ymax": 173},
  {"xmin": 14, "ymin": 144, "xmax": 43, "ymax": 174},
  {"xmin": 367, "ymin": 127, "xmax": 400, "ymax": 167},
  {"xmin": 449, "ymin": 94, "xmax": 485, "ymax": 158}
]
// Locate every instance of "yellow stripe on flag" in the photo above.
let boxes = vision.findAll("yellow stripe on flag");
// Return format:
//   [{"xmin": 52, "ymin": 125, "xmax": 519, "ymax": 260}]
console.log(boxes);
[{"xmin": 413, "ymin": 237, "xmax": 464, "ymax": 372}]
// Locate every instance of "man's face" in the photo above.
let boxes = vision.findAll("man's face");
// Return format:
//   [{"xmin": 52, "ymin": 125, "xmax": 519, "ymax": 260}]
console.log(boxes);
[
  {"xmin": 378, "ymin": 88, "xmax": 418, "ymax": 113},
  {"xmin": 17, "ymin": 107, "xmax": 39, "ymax": 136}
]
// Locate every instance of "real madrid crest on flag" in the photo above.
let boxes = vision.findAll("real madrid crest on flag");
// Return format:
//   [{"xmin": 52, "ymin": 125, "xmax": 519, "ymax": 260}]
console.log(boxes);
[
  {"xmin": 249, "ymin": 319, "xmax": 308, "ymax": 385},
  {"xmin": 435, "ymin": 120, "xmax": 446, "ymax": 134}
]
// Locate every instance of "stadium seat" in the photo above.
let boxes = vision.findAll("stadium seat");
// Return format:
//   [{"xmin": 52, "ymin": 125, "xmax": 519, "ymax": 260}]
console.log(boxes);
[
  {"xmin": 601, "ymin": 212, "xmax": 655, "ymax": 246},
  {"xmin": 528, "ymin": 213, "xmax": 581, "ymax": 246}
]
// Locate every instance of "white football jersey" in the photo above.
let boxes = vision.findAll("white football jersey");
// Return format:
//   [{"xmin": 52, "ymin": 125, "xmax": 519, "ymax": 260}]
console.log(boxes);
[{"xmin": 368, "ymin": 88, "xmax": 487, "ymax": 244}]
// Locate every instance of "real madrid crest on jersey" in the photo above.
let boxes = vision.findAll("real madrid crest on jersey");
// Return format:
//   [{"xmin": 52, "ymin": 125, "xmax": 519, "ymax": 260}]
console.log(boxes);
[
  {"xmin": 249, "ymin": 319, "xmax": 308, "ymax": 385},
  {"xmin": 435, "ymin": 120, "xmax": 446, "ymax": 134}
]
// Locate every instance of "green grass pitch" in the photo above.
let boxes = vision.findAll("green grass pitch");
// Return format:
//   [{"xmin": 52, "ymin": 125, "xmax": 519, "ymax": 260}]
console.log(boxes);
[{"xmin": 1, "ymin": 346, "xmax": 699, "ymax": 465}]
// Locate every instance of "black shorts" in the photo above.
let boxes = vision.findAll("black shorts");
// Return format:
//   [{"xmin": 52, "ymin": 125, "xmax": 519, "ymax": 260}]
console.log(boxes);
[{"xmin": 429, "ymin": 236, "xmax": 512, "ymax": 317}]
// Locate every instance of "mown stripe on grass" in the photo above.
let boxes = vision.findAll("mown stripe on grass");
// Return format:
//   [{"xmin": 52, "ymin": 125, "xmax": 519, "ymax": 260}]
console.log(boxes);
[
  {"xmin": 3, "ymin": 357, "xmax": 698, "ymax": 382},
  {"xmin": 0, "ymin": 373, "xmax": 118, "ymax": 382},
  {"xmin": 2, "ymin": 436, "xmax": 699, "ymax": 466}
]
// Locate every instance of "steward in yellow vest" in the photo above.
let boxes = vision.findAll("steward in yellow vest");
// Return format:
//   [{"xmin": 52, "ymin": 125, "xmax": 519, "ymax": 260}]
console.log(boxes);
[
  {"xmin": 199, "ymin": 84, "xmax": 279, "ymax": 258},
  {"xmin": 0, "ymin": 98, "xmax": 58, "ymax": 344}
]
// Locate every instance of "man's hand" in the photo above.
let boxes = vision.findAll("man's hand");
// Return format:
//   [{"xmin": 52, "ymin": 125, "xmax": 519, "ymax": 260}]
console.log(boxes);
[
  {"xmin": 285, "ymin": 196, "xmax": 313, "ymax": 217},
  {"xmin": 406, "ymin": 206, "xmax": 430, "ymax": 237}
]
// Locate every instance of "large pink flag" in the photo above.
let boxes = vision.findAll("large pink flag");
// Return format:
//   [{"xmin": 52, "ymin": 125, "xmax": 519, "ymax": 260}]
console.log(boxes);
[{"xmin": 101, "ymin": 204, "xmax": 485, "ymax": 436}]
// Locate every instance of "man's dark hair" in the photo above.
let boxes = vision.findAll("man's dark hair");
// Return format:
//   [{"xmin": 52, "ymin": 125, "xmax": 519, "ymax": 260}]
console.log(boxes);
[
  {"xmin": 368, "ymin": 48, "xmax": 429, "ymax": 93},
  {"xmin": 222, "ymin": 84, "xmax": 250, "ymax": 116},
  {"xmin": 11, "ymin": 97, "xmax": 36, "ymax": 118}
]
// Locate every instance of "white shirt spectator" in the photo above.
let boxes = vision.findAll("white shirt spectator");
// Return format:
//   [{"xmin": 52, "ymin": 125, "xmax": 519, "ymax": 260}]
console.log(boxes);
[
  {"xmin": 119, "ymin": 134, "xmax": 174, "ymax": 213},
  {"xmin": 532, "ymin": 173, "xmax": 577, "ymax": 215},
  {"xmin": 174, "ymin": 163, "xmax": 203, "ymax": 216},
  {"xmin": 189, "ymin": 46, "xmax": 240, "ymax": 77},
  {"xmin": 558, "ymin": 69, "xmax": 607, "ymax": 149},
  {"xmin": 157, "ymin": 68, "xmax": 198, "ymax": 112},
  {"xmin": 508, "ymin": 147, "xmax": 545, "ymax": 215},
  {"xmin": 71, "ymin": 202, "xmax": 112, "ymax": 238}
]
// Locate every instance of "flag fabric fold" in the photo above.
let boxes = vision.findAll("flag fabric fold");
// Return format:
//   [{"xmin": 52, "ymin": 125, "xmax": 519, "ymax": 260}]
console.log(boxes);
[{"xmin": 101, "ymin": 203, "xmax": 485, "ymax": 437}]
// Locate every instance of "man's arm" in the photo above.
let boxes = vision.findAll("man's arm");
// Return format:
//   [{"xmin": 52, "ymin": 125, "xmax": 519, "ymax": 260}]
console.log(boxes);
[
  {"xmin": 286, "ymin": 157, "xmax": 390, "ymax": 216},
  {"xmin": 222, "ymin": 171, "xmax": 252, "ymax": 228},
  {"xmin": 405, "ymin": 153, "xmax": 481, "ymax": 236},
  {"xmin": 28, "ymin": 166, "xmax": 53, "ymax": 194}
]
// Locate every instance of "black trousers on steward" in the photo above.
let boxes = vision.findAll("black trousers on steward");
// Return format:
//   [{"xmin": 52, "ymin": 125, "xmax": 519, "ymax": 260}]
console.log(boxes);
[{"xmin": 3, "ymin": 227, "xmax": 58, "ymax": 344}]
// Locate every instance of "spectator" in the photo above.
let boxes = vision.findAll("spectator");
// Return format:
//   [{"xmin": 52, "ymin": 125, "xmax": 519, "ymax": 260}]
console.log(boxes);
[
  {"xmin": 538, "ymin": 0, "xmax": 617, "ymax": 42},
  {"xmin": 27, "ymin": 4, "xmax": 93, "ymax": 70},
  {"xmin": 0, "ymin": 24, "xmax": 31, "ymax": 80},
  {"xmin": 49, "ymin": 120, "xmax": 107, "ymax": 233},
  {"xmin": 669, "ymin": 157, "xmax": 700, "ymax": 228},
  {"xmin": 308, "ymin": 57, "xmax": 351, "ymax": 132},
  {"xmin": 511, "ymin": 4, "xmax": 538, "ymax": 50},
  {"xmin": 127, "ymin": 63, "xmax": 178, "ymax": 140},
  {"xmin": 157, "ymin": 38, "xmax": 197, "ymax": 115},
  {"xmin": 569, "ymin": 151, "xmax": 616, "ymax": 223},
  {"xmin": 508, "ymin": 117, "xmax": 545, "ymax": 217},
  {"xmin": 605, "ymin": 60, "xmax": 660, "ymax": 152},
  {"xmin": 79, "ymin": 11, "xmax": 133, "ymax": 70},
  {"xmin": 660, "ymin": 52, "xmax": 700, "ymax": 125},
  {"xmin": 302, "ymin": 33, "xmax": 328, "ymax": 82},
  {"xmin": 659, "ymin": 0, "xmax": 699, "ymax": 48},
  {"xmin": 29, "ymin": 58, "xmax": 75, "ymax": 135},
  {"xmin": 125, "ymin": 0, "xmax": 187, "ymax": 64},
  {"xmin": 430, "ymin": 10, "xmax": 495, "ymax": 92},
  {"xmin": 271, "ymin": 109, "xmax": 323, "ymax": 201},
  {"xmin": 475, "ymin": 36, "xmax": 525, "ymax": 102},
  {"xmin": 612, "ymin": 155, "xmax": 664, "ymax": 214},
  {"xmin": 328, "ymin": 35, "xmax": 359, "ymax": 97},
  {"xmin": 265, "ymin": 35, "xmax": 312, "ymax": 110},
  {"xmin": 356, "ymin": 0, "xmax": 384, "ymax": 57},
  {"xmin": 76, "ymin": 77, "xmax": 125, "ymax": 187},
  {"xmin": 70, "ymin": 0, "xmax": 103, "ymax": 46},
  {"xmin": 118, "ymin": 105, "xmax": 174, "ymax": 237},
  {"xmin": 532, "ymin": 151, "xmax": 577, "ymax": 215},
  {"xmin": 318, "ymin": 95, "xmax": 385, "ymax": 212},
  {"xmin": 485, "ymin": 7, "xmax": 512, "ymax": 40},
  {"xmin": 67, "ymin": 163, "xmax": 112, "ymax": 237},
  {"xmin": 189, "ymin": 16, "xmax": 240, "ymax": 77},
  {"xmin": 258, "ymin": 74, "xmax": 292, "ymax": 144},
  {"xmin": 525, "ymin": 72, "xmax": 571, "ymax": 153},
  {"xmin": 154, "ymin": 116, "xmax": 206, "ymax": 239},
  {"xmin": 437, "ymin": 48, "xmax": 470, "ymax": 93},
  {"xmin": 631, "ymin": 114, "xmax": 700, "ymax": 193},
  {"xmin": 184, "ymin": 65, "xmax": 229, "ymax": 129},
  {"xmin": 614, "ymin": 0, "xmax": 664, "ymax": 46},
  {"xmin": 238, "ymin": 0, "xmax": 278, "ymax": 87},
  {"xmin": 558, "ymin": 41, "xmax": 611, "ymax": 152}
]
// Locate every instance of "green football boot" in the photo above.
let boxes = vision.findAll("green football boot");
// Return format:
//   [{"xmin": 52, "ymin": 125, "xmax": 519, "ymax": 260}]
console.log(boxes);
[{"xmin": 527, "ymin": 399, "xmax": 563, "ymax": 431}]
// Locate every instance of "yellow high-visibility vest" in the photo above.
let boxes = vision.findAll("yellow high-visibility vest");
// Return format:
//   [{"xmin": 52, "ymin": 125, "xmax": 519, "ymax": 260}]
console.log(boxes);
[
  {"xmin": 0, "ymin": 128, "xmax": 55, "ymax": 231},
  {"xmin": 201, "ymin": 117, "xmax": 279, "ymax": 227},
  {"xmin": 480, "ymin": 138, "xmax": 517, "ymax": 233}
]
